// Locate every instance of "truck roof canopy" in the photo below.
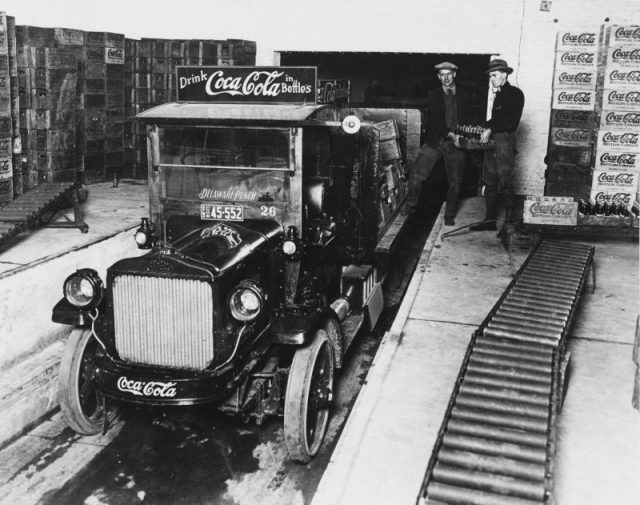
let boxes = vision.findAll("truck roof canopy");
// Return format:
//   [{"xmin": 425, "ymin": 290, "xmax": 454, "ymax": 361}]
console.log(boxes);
[{"xmin": 136, "ymin": 103, "xmax": 339, "ymax": 125}]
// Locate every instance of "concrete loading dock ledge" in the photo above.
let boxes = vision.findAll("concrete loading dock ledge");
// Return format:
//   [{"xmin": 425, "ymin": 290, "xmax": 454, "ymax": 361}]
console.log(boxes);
[
  {"xmin": 312, "ymin": 197, "xmax": 639, "ymax": 505},
  {"xmin": 0, "ymin": 181, "xmax": 148, "ymax": 448}
]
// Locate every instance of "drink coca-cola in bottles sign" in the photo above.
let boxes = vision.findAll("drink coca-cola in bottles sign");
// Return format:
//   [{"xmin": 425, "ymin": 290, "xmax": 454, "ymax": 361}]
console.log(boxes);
[{"xmin": 176, "ymin": 66, "xmax": 317, "ymax": 103}]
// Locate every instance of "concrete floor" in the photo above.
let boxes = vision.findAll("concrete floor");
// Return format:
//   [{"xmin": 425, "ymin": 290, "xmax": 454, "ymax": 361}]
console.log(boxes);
[{"xmin": 312, "ymin": 197, "xmax": 639, "ymax": 505}]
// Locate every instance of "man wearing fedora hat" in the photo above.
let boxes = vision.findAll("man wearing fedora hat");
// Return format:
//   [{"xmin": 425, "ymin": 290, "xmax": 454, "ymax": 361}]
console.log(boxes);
[
  {"xmin": 404, "ymin": 61, "xmax": 471, "ymax": 226},
  {"xmin": 471, "ymin": 58, "xmax": 525, "ymax": 231}
]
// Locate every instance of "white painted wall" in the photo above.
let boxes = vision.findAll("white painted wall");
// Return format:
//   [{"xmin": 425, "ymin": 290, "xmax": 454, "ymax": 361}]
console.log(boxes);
[{"xmin": 3, "ymin": 0, "xmax": 640, "ymax": 193}]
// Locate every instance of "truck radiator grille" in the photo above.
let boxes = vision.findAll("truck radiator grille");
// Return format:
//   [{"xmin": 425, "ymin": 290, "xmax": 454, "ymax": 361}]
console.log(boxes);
[{"xmin": 112, "ymin": 275, "xmax": 214, "ymax": 370}]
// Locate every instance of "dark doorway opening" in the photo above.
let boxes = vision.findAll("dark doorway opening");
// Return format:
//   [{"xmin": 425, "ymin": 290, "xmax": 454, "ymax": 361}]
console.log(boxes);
[{"xmin": 277, "ymin": 51, "xmax": 494, "ymax": 199}]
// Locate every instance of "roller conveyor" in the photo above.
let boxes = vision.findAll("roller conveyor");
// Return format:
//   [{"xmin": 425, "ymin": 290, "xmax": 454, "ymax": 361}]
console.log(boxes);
[
  {"xmin": 0, "ymin": 182, "xmax": 88, "ymax": 251},
  {"xmin": 418, "ymin": 239, "xmax": 594, "ymax": 505}
]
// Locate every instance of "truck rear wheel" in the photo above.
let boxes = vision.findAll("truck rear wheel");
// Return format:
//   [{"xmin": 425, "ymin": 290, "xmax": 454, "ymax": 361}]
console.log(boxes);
[
  {"xmin": 284, "ymin": 329, "xmax": 334, "ymax": 463},
  {"xmin": 58, "ymin": 328, "xmax": 119, "ymax": 435}
]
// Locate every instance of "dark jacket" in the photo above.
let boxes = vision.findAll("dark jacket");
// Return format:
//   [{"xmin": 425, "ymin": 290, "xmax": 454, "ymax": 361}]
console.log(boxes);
[
  {"xmin": 485, "ymin": 81, "xmax": 525, "ymax": 134},
  {"xmin": 424, "ymin": 86, "xmax": 472, "ymax": 149}
]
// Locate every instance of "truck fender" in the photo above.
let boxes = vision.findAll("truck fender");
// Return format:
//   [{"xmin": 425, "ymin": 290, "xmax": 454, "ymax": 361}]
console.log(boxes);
[{"xmin": 271, "ymin": 307, "xmax": 345, "ymax": 367}]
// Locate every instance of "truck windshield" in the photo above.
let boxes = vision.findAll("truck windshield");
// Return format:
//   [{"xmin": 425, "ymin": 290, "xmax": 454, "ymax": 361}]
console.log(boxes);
[{"xmin": 158, "ymin": 126, "xmax": 291, "ymax": 169}]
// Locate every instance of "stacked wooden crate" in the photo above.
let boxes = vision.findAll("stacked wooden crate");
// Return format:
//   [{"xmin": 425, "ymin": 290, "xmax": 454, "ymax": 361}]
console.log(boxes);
[
  {"xmin": 16, "ymin": 26, "xmax": 79, "ymax": 188},
  {"xmin": 0, "ymin": 13, "xmax": 15, "ymax": 203},
  {"xmin": 80, "ymin": 31, "xmax": 125, "ymax": 183},
  {"xmin": 122, "ymin": 38, "xmax": 256, "ymax": 178},
  {"xmin": 591, "ymin": 25, "xmax": 640, "ymax": 212},
  {"xmin": 546, "ymin": 28, "xmax": 600, "ymax": 200}
]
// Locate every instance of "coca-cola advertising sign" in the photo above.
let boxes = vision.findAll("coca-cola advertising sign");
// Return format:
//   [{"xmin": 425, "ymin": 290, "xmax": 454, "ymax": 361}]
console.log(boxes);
[
  {"xmin": 523, "ymin": 196, "xmax": 577, "ymax": 225},
  {"xmin": 551, "ymin": 127, "xmax": 592, "ymax": 147},
  {"xmin": 176, "ymin": 66, "xmax": 317, "ymax": 103},
  {"xmin": 105, "ymin": 47, "xmax": 124, "ymax": 65},
  {"xmin": 557, "ymin": 31, "xmax": 598, "ymax": 48},
  {"xmin": 601, "ymin": 111, "xmax": 640, "ymax": 129},
  {"xmin": 595, "ymin": 151, "xmax": 639, "ymax": 171},
  {"xmin": 610, "ymin": 25, "xmax": 640, "ymax": 44},
  {"xmin": 593, "ymin": 170, "xmax": 638, "ymax": 188},
  {"xmin": 556, "ymin": 50, "xmax": 597, "ymax": 68},
  {"xmin": 117, "ymin": 377, "xmax": 178, "ymax": 398},
  {"xmin": 551, "ymin": 109, "xmax": 595, "ymax": 127},
  {"xmin": 604, "ymin": 68, "xmax": 640, "ymax": 89},
  {"xmin": 553, "ymin": 69, "xmax": 596, "ymax": 89},
  {"xmin": 589, "ymin": 190, "xmax": 634, "ymax": 208},
  {"xmin": 603, "ymin": 89, "xmax": 640, "ymax": 111},
  {"xmin": 596, "ymin": 130, "xmax": 640, "ymax": 152},
  {"xmin": 552, "ymin": 89, "xmax": 595, "ymax": 111},
  {"xmin": 607, "ymin": 46, "xmax": 640, "ymax": 66}
]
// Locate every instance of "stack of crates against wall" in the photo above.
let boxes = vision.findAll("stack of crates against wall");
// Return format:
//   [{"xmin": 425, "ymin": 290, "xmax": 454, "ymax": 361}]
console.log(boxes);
[
  {"xmin": 123, "ymin": 38, "xmax": 138, "ymax": 179},
  {"xmin": 6, "ymin": 15, "xmax": 21, "ymax": 198},
  {"xmin": 228, "ymin": 39, "xmax": 257, "ymax": 65},
  {"xmin": 15, "ymin": 25, "xmax": 79, "ymax": 189},
  {"xmin": 545, "ymin": 27, "xmax": 600, "ymax": 200},
  {"xmin": 81, "ymin": 31, "xmax": 125, "ymax": 183},
  {"xmin": 591, "ymin": 24, "xmax": 640, "ymax": 212},
  {"xmin": 105, "ymin": 33, "xmax": 125, "ymax": 183},
  {"xmin": 0, "ymin": 12, "xmax": 14, "ymax": 203}
]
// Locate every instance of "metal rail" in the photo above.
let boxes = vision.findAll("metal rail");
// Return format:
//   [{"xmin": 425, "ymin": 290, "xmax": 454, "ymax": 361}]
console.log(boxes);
[
  {"xmin": 418, "ymin": 239, "xmax": 595, "ymax": 505},
  {"xmin": 0, "ymin": 182, "xmax": 88, "ymax": 251}
]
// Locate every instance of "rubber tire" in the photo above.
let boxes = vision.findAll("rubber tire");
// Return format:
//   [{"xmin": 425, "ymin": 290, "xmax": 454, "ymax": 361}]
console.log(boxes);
[
  {"xmin": 58, "ymin": 328, "xmax": 118, "ymax": 435},
  {"xmin": 284, "ymin": 329, "xmax": 334, "ymax": 463}
]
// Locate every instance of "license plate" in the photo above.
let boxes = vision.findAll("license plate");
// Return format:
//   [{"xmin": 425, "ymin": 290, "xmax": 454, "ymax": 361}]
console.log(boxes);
[{"xmin": 200, "ymin": 204, "xmax": 244, "ymax": 221}]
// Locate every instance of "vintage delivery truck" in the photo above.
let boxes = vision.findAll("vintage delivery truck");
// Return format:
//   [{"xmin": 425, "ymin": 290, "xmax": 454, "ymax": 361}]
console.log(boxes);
[{"xmin": 53, "ymin": 66, "xmax": 419, "ymax": 462}]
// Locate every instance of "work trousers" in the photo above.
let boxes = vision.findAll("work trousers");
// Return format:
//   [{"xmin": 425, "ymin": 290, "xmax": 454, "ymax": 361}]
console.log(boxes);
[
  {"xmin": 482, "ymin": 132, "xmax": 517, "ymax": 219},
  {"xmin": 407, "ymin": 139, "xmax": 465, "ymax": 219}
]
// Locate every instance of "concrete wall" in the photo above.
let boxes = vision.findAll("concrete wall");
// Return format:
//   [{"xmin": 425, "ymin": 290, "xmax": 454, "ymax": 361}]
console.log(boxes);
[{"xmin": 3, "ymin": 1, "xmax": 639, "ymax": 195}]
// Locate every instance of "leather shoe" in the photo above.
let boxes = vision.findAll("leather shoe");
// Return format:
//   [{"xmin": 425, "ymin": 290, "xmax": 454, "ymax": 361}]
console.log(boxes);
[
  {"xmin": 469, "ymin": 220, "xmax": 497, "ymax": 231},
  {"xmin": 444, "ymin": 217, "xmax": 455, "ymax": 226}
]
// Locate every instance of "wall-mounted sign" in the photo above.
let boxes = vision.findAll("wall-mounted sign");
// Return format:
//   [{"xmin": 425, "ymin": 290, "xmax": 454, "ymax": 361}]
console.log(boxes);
[{"xmin": 176, "ymin": 66, "xmax": 317, "ymax": 103}]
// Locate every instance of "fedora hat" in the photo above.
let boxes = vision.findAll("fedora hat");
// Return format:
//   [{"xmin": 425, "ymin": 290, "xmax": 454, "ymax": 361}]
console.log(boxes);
[
  {"xmin": 486, "ymin": 59, "xmax": 513, "ymax": 74},
  {"xmin": 434, "ymin": 61, "xmax": 458, "ymax": 71}
]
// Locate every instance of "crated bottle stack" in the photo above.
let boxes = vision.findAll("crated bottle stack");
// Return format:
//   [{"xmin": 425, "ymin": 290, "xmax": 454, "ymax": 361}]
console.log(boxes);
[{"xmin": 578, "ymin": 198, "xmax": 636, "ymax": 217}]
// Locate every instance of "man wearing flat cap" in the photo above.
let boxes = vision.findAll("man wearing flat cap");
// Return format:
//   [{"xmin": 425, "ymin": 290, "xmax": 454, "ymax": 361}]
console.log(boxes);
[
  {"xmin": 405, "ymin": 61, "xmax": 471, "ymax": 226},
  {"xmin": 471, "ymin": 58, "xmax": 525, "ymax": 231}
]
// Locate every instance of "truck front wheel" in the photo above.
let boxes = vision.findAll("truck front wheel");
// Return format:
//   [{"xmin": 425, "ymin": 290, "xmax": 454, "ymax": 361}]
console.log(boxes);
[
  {"xmin": 283, "ymin": 329, "xmax": 334, "ymax": 463},
  {"xmin": 58, "ymin": 328, "xmax": 119, "ymax": 435}
]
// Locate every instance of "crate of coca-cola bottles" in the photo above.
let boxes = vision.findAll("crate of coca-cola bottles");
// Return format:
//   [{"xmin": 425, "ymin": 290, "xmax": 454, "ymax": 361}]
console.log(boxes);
[{"xmin": 455, "ymin": 124, "xmax": 495, "ymax": 150}]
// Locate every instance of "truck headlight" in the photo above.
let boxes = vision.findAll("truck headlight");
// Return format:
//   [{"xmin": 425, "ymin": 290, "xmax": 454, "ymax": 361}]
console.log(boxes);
[
  {"xmin": 282, "ymin": 240, "xmax": 297, "ymax": 255},
  {"xmin": 64, "ymin": 269, "xmax": 104, "ymax": 308},
  {"xmin": 229, "ymin": 284, "xmax": 263, "ymax": 322}
]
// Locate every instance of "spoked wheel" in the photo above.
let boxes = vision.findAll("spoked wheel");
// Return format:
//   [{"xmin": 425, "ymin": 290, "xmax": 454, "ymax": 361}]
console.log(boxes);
[
  {"xmin": 58, "ymin": 328, "xmax": 119, "ymax": 435},
  {"xmin": 284, "ymin": 329, "xmax": 335, "ymax": 463}
]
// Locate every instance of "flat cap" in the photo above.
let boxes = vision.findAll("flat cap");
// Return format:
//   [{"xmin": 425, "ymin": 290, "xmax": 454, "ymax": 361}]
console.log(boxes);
[{"xmin": 435, "ymin": 61, "xmax": 458, "ymax": 71}]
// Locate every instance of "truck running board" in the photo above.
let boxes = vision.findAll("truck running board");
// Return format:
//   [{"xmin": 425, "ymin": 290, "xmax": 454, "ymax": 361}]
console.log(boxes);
[{"xmin": 417, "ymin": 239, "xmax": 595, "ymax": 505}]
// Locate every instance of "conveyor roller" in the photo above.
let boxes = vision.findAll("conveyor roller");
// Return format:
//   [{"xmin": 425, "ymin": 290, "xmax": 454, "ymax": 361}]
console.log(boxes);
[{"xmin": 418, "ymin": 239, "xmax": 594, "ymax": 505}]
